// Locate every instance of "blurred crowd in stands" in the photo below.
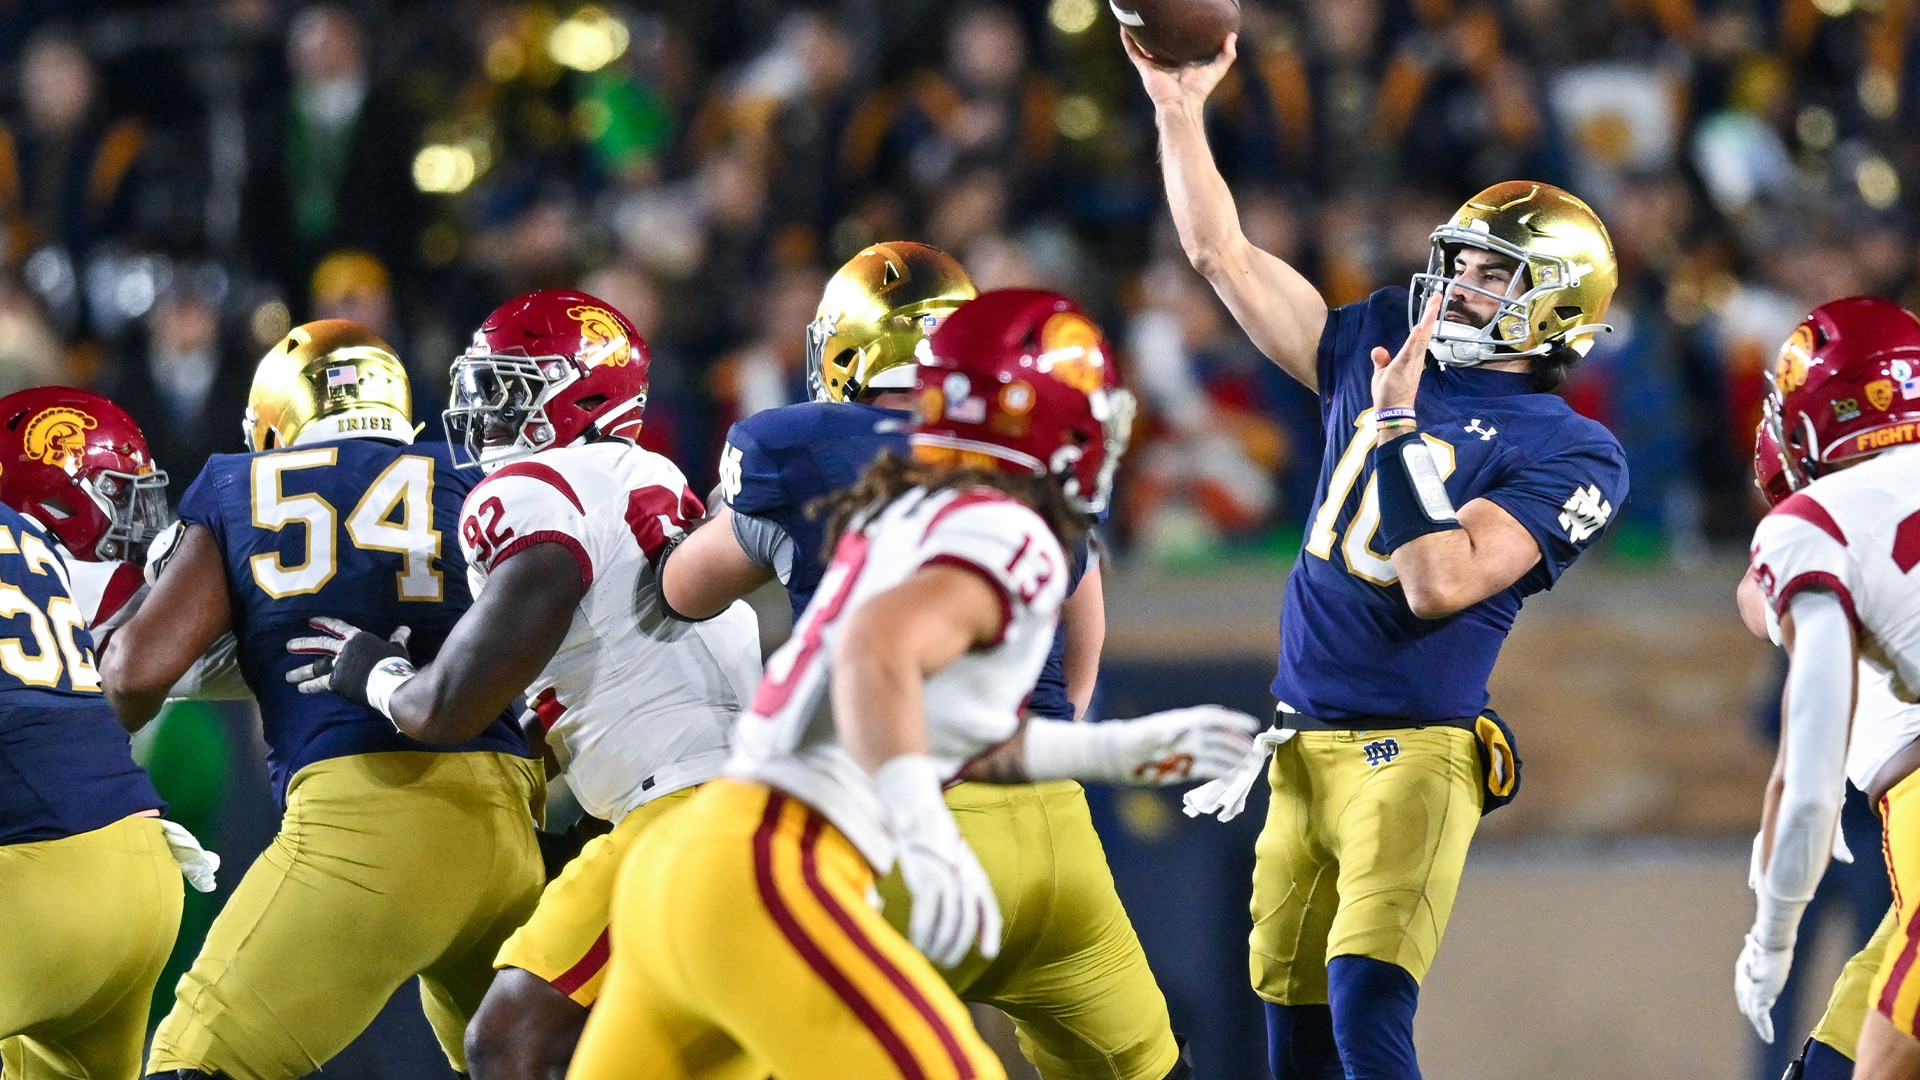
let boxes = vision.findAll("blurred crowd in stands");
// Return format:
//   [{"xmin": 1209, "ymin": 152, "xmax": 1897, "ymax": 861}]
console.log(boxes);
[{"xmin": 0, "ymin": 0, "xmax": 1913, "ymax": 563}]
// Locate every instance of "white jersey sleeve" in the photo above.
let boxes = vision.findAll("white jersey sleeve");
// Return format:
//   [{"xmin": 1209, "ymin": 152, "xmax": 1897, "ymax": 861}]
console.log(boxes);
[
  {"xmin": 1750, "ymin": 493, "xmax": 1859, "ymax": 627},
  {"xmin": 911, "ymin": 494, "xmax": 1070, "ymax": 638},
  {"xmin": 459, "ymin": 460, "xmax": 601, "ymax": 591}
]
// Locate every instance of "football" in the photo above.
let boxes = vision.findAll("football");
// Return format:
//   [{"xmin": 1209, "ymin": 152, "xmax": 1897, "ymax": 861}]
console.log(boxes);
[{"xmin": 1111, "ymin": 0, "xmax": 1240, "ymax": 66}]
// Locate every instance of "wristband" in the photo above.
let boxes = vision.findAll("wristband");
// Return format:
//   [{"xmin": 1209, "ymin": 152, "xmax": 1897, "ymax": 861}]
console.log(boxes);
[
  {"xmin": 1372, "ymin": 430, "xmax": 1462, "ymax": 551},
  {"xmin": 1374, "ymin": 407, "xmax": 1418, "ymax": 423},
  {"xmin": 365, "ymin": 657, "xmax": 418, "ymax": 721}
]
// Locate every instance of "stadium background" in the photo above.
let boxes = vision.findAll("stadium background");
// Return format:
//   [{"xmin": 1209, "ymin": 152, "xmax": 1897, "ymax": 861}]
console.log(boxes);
[{"xmin": 0, "ymin": 0, "xmax": 1901, "ymax": 1075}]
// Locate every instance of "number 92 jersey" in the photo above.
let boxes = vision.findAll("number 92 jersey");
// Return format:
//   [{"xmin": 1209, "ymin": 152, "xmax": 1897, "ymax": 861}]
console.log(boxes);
[
  {"xmin": 459, "ymin": 442, "xmax": 763, "ymax": 825},
  {"xmin": 727, "ymin": 487, "xmax": 1069, "ymax": 871},
  {"xmin": 1750, "ymin": 446, "xmax": 1920, "ymax": 785},
  {"xmin": 178, "ymin": 439, "xmax": 528, "ymax": 802},
  {"xmin": 1279, "ymin": 287, "xmax": 1630, "ymax": 722}
]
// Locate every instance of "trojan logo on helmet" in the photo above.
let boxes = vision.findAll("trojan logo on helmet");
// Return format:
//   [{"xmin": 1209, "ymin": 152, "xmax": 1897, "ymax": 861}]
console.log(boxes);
[
  {"xmin": 23, "ymin": 407, "xmax": 99, "ymax": 474},
  {"xmin": 0, "ymin": 387, "xmax": 169, "ymax": 561}
]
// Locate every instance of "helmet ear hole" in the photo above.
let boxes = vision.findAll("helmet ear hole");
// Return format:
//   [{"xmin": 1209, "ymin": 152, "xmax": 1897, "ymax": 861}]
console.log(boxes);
[{"xmin": 574, "ymin": 394, "xmax": 606, "ymax": 412}]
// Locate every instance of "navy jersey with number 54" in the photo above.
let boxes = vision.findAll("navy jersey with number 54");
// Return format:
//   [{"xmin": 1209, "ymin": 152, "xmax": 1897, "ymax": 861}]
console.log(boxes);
[
  {"xmin": 1275, "ymin": 287, "xmax": 1630, "ymax": 722},
  {"xmin": 721, "ymin": 401, "xmax": 1093, "ymax": 722},
  {"xmin": 178, "ymin": 439, "xmax": 528, "ymax": 801},
  {"xmin": 0, "ymin": 503, "xmax": 163, "ymax": 844}
]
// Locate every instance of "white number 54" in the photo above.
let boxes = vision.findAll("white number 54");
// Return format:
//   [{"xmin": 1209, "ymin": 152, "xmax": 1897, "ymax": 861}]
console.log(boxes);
[{"xmin": 250, "ymin": 450, "xmax": 444, "ymax": 601}]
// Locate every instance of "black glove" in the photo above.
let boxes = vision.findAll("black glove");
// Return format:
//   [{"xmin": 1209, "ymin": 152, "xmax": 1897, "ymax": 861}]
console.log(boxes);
[{"xmin": 286, "ymin": 616, "xmax": 414, "ymax": 707}]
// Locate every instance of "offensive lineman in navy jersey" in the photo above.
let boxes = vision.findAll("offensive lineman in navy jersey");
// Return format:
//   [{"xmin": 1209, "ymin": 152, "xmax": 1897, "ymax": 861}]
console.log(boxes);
[
  {"xmin": 101, "ymin": 321, "xmax": 546, "ymax": 1080},
  {"xmin": 659, "ymin": 245, "xmax": 1193, "ymax": 1080},
  {"xmin": 1131, "ymin": 32, "xmax": 1629, "ymax": 1080}
]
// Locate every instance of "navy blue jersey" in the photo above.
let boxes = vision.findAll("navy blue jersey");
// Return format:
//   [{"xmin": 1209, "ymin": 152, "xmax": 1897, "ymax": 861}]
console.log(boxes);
[
  {"xmin": 721, "ymin": 402, "xmax": 1092, "ymax": 721},
  {"xmin": 0, "ymin": 504, "xmax": 163, "ymax": 845},
  {"xmin": 179, "ymin": 439, "xmax": 527, "ymax": 801},
  {"xmin": 1274, "ymin": 287, "xmax": 1630, "ymax": 721}
]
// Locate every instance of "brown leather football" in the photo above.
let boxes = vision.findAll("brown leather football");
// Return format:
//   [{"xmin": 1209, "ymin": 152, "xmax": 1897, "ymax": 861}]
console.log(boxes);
[{"xmin": 1112, "ymin": 0, "xmax": 1240, "ymax": 65}]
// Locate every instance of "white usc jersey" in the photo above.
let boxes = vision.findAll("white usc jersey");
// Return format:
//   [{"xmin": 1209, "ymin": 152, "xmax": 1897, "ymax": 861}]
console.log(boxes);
[
  {"xmin": 1751, "ymin": 445, "xmax": 1920, "ymax": 787},
  {"xmin": 725, "ymin": 486, "xmax": 1070, "ymax": 871},
  {"xmin": 461, "ymin": 441, "xmax": 762, "ymax": 823},
  {"xmin": 65, "ymin": 556, "xmax": 144, "ymax": 627}
]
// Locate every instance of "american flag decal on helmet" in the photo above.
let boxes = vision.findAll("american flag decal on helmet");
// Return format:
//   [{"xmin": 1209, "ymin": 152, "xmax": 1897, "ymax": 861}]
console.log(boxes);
[{"xmin": 325, "ymin": 365, "xmax": 358, "ymax": 388}]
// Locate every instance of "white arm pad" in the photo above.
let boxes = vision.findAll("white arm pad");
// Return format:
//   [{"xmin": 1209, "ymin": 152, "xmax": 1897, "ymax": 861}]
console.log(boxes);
[{"xmin": 1755, "ymin": 588, "xmax": 1854, "ymax": 947}]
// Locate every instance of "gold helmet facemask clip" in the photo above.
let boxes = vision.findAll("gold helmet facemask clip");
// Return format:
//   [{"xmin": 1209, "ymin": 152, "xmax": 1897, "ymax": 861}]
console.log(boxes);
[{"xmin": 1408, "ymin": 181, "xmax": 1617, "ymax": 368}]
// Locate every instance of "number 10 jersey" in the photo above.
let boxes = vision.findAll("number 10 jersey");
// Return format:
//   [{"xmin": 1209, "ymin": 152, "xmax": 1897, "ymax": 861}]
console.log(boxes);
[{"xmin": 178, "ymin": 438, "xmax": 528, "ymax": 803}]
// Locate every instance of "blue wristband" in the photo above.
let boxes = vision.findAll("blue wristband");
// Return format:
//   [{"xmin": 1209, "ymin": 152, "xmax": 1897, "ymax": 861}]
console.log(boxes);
[{"xmin": 1372, "ymin": 430, "xmax": 1462, "ymax": 552}]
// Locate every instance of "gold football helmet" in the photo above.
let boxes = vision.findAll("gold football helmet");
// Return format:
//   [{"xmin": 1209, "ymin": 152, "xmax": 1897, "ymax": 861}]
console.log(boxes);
[
  {"xmin": 243, "ymin": 320, "xmax": 413, "ymax": 451},
  {"xmin": 807, "ymin": 242, "xmax": 977, "ymax": 403},
  {"xmin": 1410, "ymin": 180, "xmax": 1617, "ymax": 366}
]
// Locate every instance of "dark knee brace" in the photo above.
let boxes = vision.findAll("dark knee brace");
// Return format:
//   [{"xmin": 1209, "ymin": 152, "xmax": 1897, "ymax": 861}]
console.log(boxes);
[{"xmin": 1788, "ymin": 1037, "xmax": 1856, "ymax": 1080}]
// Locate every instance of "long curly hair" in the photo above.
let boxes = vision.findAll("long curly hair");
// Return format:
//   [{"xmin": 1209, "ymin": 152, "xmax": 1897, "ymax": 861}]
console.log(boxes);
[{"xmin": 813, "ymin": 451, "xmax": 1090, "ymax": 555}]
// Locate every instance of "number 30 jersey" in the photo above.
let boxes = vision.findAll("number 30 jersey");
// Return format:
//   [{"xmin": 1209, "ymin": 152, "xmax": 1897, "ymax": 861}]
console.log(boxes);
[
  {"xmin": 459, "ymin": 441, "xmax": 763, "ymax": 824},
  {"xmin": 726, "ymin": 487, "xmax": 1069, "ymax": 872},
  {"xmin": 1751, "ymin": 445, "xmax": 1920, "ymax": 787},
  {"xmin": 179, "ymin": 438, "xmax": 528, "ymax": 801}
]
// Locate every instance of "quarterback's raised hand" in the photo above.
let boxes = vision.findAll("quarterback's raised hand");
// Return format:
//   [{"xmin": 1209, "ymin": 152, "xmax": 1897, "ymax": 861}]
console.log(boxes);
[
  {"xmin": 286, "ymin": 617, "xmax": 416, "ymax": 712},
  {"xmin": 1122, "ymin": 28, "xmax": 1236, "ymax": 109},
  {"xmin": 1372, "ymin": 291, "xmax": 1442, "ymax": 413},
  {"xmin": 877, "ymin": 754, "xmax": 1002, "ymax": 969},
  {"xmin": 1023, "ymin": 705, "xmax": 1262, "ymax": 785}
]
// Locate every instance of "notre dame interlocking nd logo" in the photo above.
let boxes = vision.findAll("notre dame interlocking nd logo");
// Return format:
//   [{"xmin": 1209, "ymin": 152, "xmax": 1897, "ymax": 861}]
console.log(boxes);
[{"xmin": 1363, "ymin": 738, "xmax": 1401, "ymax": 767}]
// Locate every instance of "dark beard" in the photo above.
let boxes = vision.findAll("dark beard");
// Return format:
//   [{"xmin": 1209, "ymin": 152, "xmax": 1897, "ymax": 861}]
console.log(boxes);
[{"xmin": 1444, "ymin": 298, "xmax": 1492, "ymax": 329}]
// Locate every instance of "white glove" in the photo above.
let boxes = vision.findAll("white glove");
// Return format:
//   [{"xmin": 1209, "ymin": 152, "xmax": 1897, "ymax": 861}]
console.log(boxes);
[
  {"xmin": 875, "ymin": 754, "xmax": 1001, "ymax": 968},
  {"xmin": 1023, "ymin": 706, "xmax": 1262, "ymax": 785},
  {"xmin": 1734, "ymin": 929, "xmax": 1793, "ymax": 1043},
  {"xmin": 144, "ymin": 521, "xmax": 186, "ymax": 584},
  {"xmin": 159, "ymin": 819, "xmax": 220, "ymax": 893},
  {"xmin": 1183, "ymin": 727, "xmax": 1298, "ymax": 822}
]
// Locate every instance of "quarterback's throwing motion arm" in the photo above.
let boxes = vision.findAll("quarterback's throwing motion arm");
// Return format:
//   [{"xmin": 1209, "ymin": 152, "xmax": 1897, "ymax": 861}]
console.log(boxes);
[
  {"xmin": 288, "ymin": 543, "xmax": 585, "ymax": 742},
  {"xmin": 1126, "ymin": 30, "xmax": 1326, "ymax": 389},
  {"xmin": 101, "ymin": 525, "xmax": 232, "ymax": 730}
]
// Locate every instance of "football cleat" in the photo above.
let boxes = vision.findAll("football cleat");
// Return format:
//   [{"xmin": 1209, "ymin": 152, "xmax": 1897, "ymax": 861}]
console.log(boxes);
[
  {"xmin": 0, "ymin": 386, "xmax": 169, "ymax": 562},
  {"xmin": 807, "ymin": 242, "xmax": 977, "ymax": 403}
]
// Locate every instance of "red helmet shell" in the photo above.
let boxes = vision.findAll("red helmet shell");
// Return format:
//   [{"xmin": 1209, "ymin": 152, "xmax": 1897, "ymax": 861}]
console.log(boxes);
[
  {"xmin": 912, "ymin": 289, "xmax": 1132, "ymax": 514},
  {"xmin": 448, "ymin": 290, "xmax": 651, "ymax": 469},
  {"xmin": 1770, "ymin": 296, "xmax": 1920, "ymax": 490},
  {"xmin": 0, "ymin": 387, "xmax": 168, "ymax": 560}
]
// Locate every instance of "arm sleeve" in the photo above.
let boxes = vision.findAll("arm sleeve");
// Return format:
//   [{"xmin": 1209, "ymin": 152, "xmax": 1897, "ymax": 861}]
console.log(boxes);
[
  {"xmin": 1479, "ymin": 429, "xmax": 1631, "ymax": 589},
  {"xmin": 916, "ymin": 499, "xmax": 1069, "ymax": 644},
  {"xmin": 731, "ymin": 509, "xmax": 795, "ymax": 584},
  {"xmin": 1750, "ymin": 494, "xmax": 1861, "ymax": 627},
  {"xmin": 1755, "ymin": 588, "xmax": 1854, "ymax": 944},
  {"xmin": 459, "ymin": 469, "xmax": 595, "ymax": 589}
]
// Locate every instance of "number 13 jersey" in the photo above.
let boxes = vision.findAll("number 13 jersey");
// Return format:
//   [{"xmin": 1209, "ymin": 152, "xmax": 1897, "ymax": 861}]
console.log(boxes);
[
  {"xmin": 178, "ymin": 438, "xmax": 528, "ymax": 802},
  {"xmin": 726, "ymin": 486, "xmax": 1069, "ymax": 872},
  {"xmin": 459, "ymin": 441, "xmax": 763, "ymax": 824},
  {"xmin": 1751, "ymin": 445, "xmax": 1920, "ymax": 787}
]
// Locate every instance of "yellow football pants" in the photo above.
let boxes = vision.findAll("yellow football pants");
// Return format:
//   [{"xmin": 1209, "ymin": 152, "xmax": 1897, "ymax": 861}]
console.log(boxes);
[
  {"xmin": 568, "ymin": 778, "xmax": 1005, "ymax": 1080},
  {"xmin": 877, "ymin": 781, "xmax": 1180, "ymax": 1080},
  {"xmin": 1250, "ymin": 726, "xmax": 1482, "ymax": 1002},
  {"xmin": 147, "ymin": 751, "xmax": 545, "ymax": 1080},
  {"xmin": 1811, "ymin": 905, "xmax": 1896, "ymax": 1058},
  {"xmin": 494, "ymin": 786, "xmax": 699, "ymax": 1006},
  {"xmin": 1871, "ymin": 770, "xmax": 1920, "ymax": 1038},
  {"xmin": 0, "ymin": 814, "xmax": 182, "ymax": 1080}
]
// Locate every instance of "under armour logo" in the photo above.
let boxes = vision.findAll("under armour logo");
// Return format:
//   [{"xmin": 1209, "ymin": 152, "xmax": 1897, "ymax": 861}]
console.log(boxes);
[
  {"xmin": 1465, "ymin": 418, "xmax": 1498, "ymax": 441},
  {"xmin": 1363, "ymin": 738, "xmax": 1401, "ymax": 767},
  {"xmin": 1558, "ymin": 484, "xmax": 1613, "ymax": 544}
]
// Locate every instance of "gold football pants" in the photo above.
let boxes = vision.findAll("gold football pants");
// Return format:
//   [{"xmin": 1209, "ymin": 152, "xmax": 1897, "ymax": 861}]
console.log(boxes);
[
  {"xmin": 494, "ymin": 786, "xmax": 699, "ymax": 1006},
  {"xmin": 1811, "ymin": 905, "xmax": 1895, "ymax": 1058},
  {"xmin": 147, "ymin": 751, "xmax": 545, "ymax": 1080},
  {"xmin": 0, "ymin": 814, "xmax": 182, "ymax": 1080},
  {"xmin": 1249, "ymin": 726, "xmax": 1482, "ymax": 1002},
  {"xmin": 568, "ymin": 778, "xmax": 1004, "ymax": 1080},
  {"xmin": 1871, "ymin": 769, "xmax": 1920, "ymax": 1038},
  {"xmin": 878, "ymin": 781, "xmax": 1180, "ymax": 1080}
]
